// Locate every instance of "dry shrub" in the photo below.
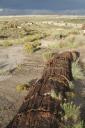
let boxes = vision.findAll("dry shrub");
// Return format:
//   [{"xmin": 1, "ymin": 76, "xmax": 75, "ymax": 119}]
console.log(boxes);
[{"xmin": 24, "ymin": 41, "xmax": 41, "ymax": 53}]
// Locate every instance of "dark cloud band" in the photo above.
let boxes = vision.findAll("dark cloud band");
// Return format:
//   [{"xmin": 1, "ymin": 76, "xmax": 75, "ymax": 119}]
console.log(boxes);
[{"xmin": 0, "ymin": 0, "xmax": 84, "ymax": 10}]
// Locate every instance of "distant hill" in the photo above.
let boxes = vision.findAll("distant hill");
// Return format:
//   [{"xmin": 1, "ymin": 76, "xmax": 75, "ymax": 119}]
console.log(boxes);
[{"xmin": 0, "ymin": 9, "xmax": 85, "ymax": 16}]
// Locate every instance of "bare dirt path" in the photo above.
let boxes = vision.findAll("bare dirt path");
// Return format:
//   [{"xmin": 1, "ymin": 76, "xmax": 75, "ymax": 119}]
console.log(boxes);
[{"xmin": 0, "ymin": 45, "xmax": 45, "ymax": 128}]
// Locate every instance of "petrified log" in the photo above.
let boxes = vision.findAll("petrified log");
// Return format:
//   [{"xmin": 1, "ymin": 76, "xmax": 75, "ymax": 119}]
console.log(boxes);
[
  {"xmin": 7, "ymin": 94, "xmax": 64, "ymax": 128},
  {"xmin": 7, "ymin": 79, "xmax": 65, "ymax": 128},
  {"xmin": 42, "ymin": 51, "xmax": 80, "ymax": 83},
  {"xmin": 6, "ymin": 50, "xmax": 80, "ymax": 128}
]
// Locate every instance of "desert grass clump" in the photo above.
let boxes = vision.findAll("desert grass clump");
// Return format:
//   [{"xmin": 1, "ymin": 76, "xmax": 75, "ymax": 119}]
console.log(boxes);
[
  {"xmin": 72, "ymin": 61, "xmax": 84, "ymax": 80},
  {"xmin": 1, "ymin": 40, "xmax": 13, "ymax": 47},
  {"xmin": 68, "ymin": 29, "xmax": 80, "ymax": 36},
  {"xmin": 48, "ymin": 40, "xmax": 77, "ymax": 49},
  {"xmin": 63, "ymin": 102, "xmax": 80, "ymax": 121},
  {"xmin": 42, "ymin": 51, "xmax": 54, "ymax": 62},
  {"xmin": 16, "ymin": 84, "xmax": 28, "ymax": 92},
  {"xmin": 48, "ymin": 34, "xmax": 85, "ymax": 50},
  {"xmin": 24, "ymin": 34, "xmax": 43, "ymax": 42},
  {"xmin": 24, "ymin": 42, "xmax": 41, "ymax": 53},
  {"xmin": 24, "ymin": 43, "xmax": 34, "ymax": 53},
  {"xmin": 63, "ymin": 102, "xmax": 80, "ymax": 127}
]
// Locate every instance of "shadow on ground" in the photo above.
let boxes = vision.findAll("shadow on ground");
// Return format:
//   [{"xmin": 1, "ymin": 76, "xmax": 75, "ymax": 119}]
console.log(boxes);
[{"xmin": 73, "ymin": 80, "xmax": 85, "ymax": 122}]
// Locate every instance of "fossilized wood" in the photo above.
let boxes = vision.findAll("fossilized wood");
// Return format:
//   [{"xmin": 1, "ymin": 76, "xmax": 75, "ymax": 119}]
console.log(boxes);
[
  {"xmin": 42, "ymin": 51, "xmax": 80, "ymax": 83},
  {"xmin": 6, "ymin": 51, "xmax": 80, "ymax": 128}
]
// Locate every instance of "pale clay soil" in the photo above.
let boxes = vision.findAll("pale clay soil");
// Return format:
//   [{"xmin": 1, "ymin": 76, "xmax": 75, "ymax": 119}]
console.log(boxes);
[{"xmin": 0, "ymin": 42, "xmax": 85, "ymax": 127}]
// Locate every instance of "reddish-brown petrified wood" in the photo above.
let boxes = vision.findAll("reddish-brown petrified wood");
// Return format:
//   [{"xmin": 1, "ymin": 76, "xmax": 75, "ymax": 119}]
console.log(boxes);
[{"xmin": 6, "ymin": 51, "xmax": 80, "ymax": 128}]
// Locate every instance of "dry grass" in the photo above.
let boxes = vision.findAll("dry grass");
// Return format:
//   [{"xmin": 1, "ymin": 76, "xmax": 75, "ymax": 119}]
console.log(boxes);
[
  {"xmin": 24, "ymin": 41, "xmax": 41, "ymax": 53},
  {"xmin": 42, "ymin": 51, "xmax": 53, "ymax": 62},
  {"xmin": 16, "ymin": 84, "xmax": 28, "ymax": 92},
  {"xmin": 72, "ymin": 61, "xmax": 84, "ymax": 80},
  {"xmin": 63, "ymin": 60, "xmax": 85, "ymax": 128},
  {"xmin": 48, "ymin": 34, "xmax": 85, "ymax": 49}
]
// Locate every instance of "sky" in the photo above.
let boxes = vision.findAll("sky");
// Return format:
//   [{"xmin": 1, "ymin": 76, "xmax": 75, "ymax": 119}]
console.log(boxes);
[{"xmin": 0, "ymin": 0, "xmax": 85, "ymax": 10}]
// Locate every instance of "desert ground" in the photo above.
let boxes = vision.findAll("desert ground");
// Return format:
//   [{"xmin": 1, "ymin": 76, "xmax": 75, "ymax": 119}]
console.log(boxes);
[{"xmin": 0, "ymin": 15, "xmax": 85, "ymax": 128}]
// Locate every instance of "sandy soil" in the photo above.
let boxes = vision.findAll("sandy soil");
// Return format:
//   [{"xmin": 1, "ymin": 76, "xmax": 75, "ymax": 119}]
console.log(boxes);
[{"xmin": 0, "ymin": 45, "xmax": 45, "ymax": 127}]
